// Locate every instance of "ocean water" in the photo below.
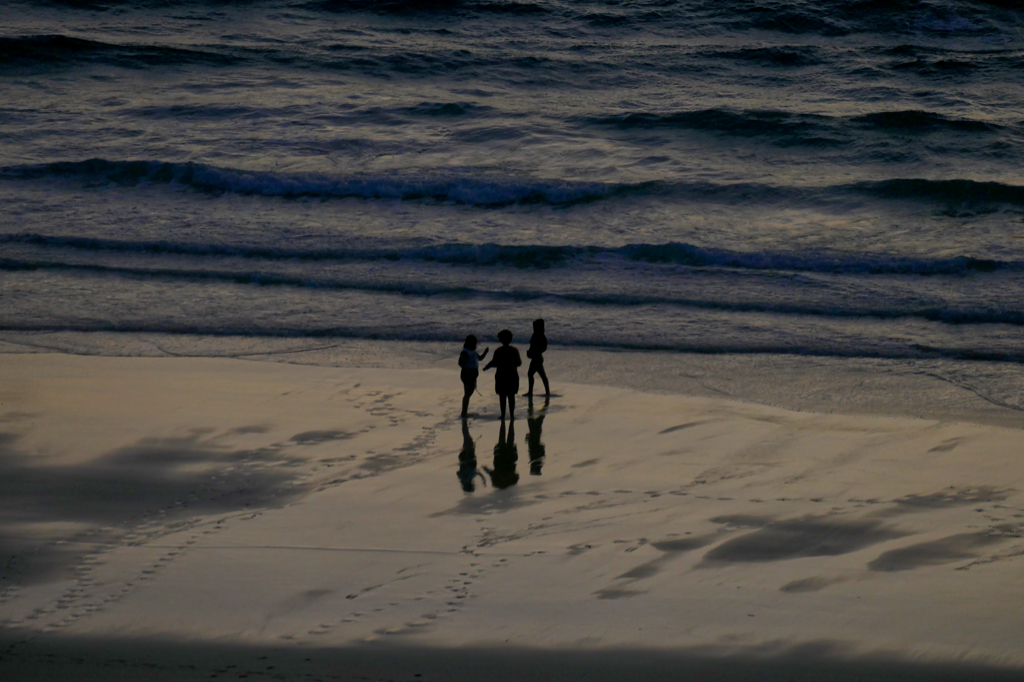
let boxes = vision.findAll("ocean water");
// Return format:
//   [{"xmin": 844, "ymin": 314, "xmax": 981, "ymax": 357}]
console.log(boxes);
[{"xmin": 2, "ymin": 0, "xmax": 1024, "ymax": 362}]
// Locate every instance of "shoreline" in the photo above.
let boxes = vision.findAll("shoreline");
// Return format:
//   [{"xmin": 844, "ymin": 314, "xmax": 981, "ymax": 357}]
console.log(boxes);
[{"xmin": 3, "ymin": 330, "xmax": 1024, "ymax": 428}]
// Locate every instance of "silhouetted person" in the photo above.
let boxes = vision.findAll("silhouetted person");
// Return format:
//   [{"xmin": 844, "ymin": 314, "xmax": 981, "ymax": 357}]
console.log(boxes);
[
  {"xmin": 482, "ymin": 329, "xmax": 521, "ymax": 420},
  {"xmin": 526, "ymin": 395, "xmax": 548, "ymax": 475},
  {"xmin": 484, "ymin": 420, "xmax": 518, "ymax": 489},
  {"xmin": 457, "ymin": 418, "xmax": 485, "ymax": 493},
  {"xmin": 524, "ymin": 318, "xmax": 550, "ymax": 397},
  {"xmin": 458, "ymin": 334, "xmax": 489, "ymax": 418}
]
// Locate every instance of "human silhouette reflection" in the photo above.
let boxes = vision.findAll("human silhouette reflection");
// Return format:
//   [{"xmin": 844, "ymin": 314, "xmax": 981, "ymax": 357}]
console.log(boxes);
[
  {"xmin": 457, "ymin": 418, "xmax": 485, "ymax": 493},
  {"xmin": 526, "ymin": 395, "xmax": 548, "ymax": 475},
  {"xmin": 484, "ymin": 420, "xmax": 519, "ymax": 489}
]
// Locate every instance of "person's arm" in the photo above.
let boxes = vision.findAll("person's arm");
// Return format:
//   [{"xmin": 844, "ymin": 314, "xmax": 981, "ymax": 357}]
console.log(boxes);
[
  {"xmin": 514, "ymin": 348, "xmax": 522, "ymax": 367},
  {"xmin": 458, "ymin": 350, "xmax": 469, "ymax": 368},
  {"xmin": 478, "ymin": 347, "xmax": 489, "ymax": 360},
  {"xmin": 483, "ymin": 354, "xmax": 497, "ymax": 371}
]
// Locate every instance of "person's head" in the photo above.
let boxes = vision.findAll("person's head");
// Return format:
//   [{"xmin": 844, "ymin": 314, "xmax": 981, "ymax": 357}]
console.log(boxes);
[
  {"xmin": 533, "ymin": 319, "xmax": 545, "ymax": 332},
  {"xmin": 464, "ymin": 334, "xmax": 478, "ymax": 350},
  {"xmin": 497, "ymin": 329, "xmax": 513, "ymax": 345}
]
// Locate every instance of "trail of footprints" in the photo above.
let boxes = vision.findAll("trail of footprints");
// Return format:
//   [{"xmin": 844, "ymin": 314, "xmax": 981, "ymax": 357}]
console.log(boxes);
[
  {"xmin": 294, "ymin": 556, "xmax": 512, "ymax": 640},
  {"xmin": 3, "ymin": 436, "xmax": 308, "ymax": 634},
  {"xmin": 313, "ymin": 487, "xmax": 1024, "ymax": 641},
  {"xmin": 309, "ymin": 388, "xmax": 454, "ymax": 493},
  {"xmin": 4, "ymin": 384, "xmax": 457, "ymax": 639},
  {"xmin": 10, "ymin": 514, "xmax": 247, "ymax": 633}
]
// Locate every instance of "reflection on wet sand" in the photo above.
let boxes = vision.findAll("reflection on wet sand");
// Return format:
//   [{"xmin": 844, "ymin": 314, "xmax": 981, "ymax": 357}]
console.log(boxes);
[
  {"xmin": 527, "ymin": 396, "xmax": 548, "ymax": 476},
  {"xmin": 485, "ymin": 420, "xmax": 519, "ymax": 490},
  {"xmin": 457, "ymin": 418, "xmax": 485, "ymax": 493},
  {"xmin": 458, "ymin": 398, "xmax": 549, "ymax": 493}
]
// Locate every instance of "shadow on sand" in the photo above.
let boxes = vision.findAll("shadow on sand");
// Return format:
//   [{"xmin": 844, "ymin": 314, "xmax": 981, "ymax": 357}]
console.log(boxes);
[
  {"xmin": 0, "ymin": 428, "xmax": 315, "ymax": 586},
  {"xmin": 0, "ymin": 633, "xmax": 1020, "ymax": 682}
]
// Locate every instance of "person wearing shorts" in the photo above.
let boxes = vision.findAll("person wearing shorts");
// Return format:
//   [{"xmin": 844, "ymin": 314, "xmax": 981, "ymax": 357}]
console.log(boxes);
[
  {"xmin": 525, "ymin": 318, "xmax": 550, "ymax": 397},
  {"xmin": 483, "ymin": 329, "xmax": 522, "ymax": 420}
]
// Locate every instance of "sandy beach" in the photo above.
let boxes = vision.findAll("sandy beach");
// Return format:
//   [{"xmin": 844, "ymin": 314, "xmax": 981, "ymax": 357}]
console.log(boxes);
[
  {"xmin": 2, "ymin": 340, "xmax": 1023, "ymax": 680},
  {"xmin": 8, "ymin": 0, "xmax": 1024, "ymax": 678}
]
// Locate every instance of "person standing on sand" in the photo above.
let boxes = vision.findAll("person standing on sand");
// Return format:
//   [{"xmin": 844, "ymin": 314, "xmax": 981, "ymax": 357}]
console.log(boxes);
[
  {"xmin": 524, "ymin": 318, "xmax": 550, "ymax": 397},
  {"xmin": 482, "ymin": 329, "xmax": 521, "ymax": 420},
  {"xmin": 459, "ymin": 335, "xmax": 489, "ymax": 418}
]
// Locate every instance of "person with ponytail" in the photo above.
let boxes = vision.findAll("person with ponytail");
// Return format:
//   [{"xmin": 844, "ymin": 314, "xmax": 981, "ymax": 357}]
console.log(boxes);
[{"xmin": 458, "ymin": 334, "xmax": 489, "ymax": 418}]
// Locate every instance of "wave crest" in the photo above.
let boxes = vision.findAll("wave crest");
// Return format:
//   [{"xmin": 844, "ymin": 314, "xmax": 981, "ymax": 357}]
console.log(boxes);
[
  {"xmin": 311, "ymin": 0, "xmax": 548, "ymax": 14},
  {"xmin": 853, "ymin": 178, "xmax": 1024, "ymax": 206},
  {"xmin": 852, "ymin": 110, "xmax": 996, "ymax": 133},
  {"xmin": 6, "ymin": 159, "xmax": 1024, "ymax": 209},
  {"xmin": 588, "ymin": 107, "xmax": 1006, "ymax": 148},
  {"xmin": 3, "ymin": 232, "xmax": 1016, "ymax": 275},
  {"xmin": 0, "ymin": 34, "xmax": 237, "ymax": 68},
  {"xmin": 710, "ymin": 46, "xmax": 822, "ymax": 67},
  {"xmin": 1, "ymin": 159, "xmax": 633, "ymax": 207}
]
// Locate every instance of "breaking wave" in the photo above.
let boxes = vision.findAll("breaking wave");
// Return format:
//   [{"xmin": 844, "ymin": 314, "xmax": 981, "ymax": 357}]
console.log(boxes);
[
  {"xmin": 3, "ymin": 233, "xmax": 1016, "ymax": 275},
  {"xmin": 0, "ymin": 159, "xmax": 636, "ymax": 207},
  {"xmin": 6, "ymin": 159, "xmax": 1024, "ymax": 209}
]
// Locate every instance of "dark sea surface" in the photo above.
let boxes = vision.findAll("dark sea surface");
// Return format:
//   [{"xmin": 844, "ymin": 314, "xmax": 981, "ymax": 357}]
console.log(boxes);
[{"xmin": 2, "ymin": 0, "xmax": 1024, "ymax": 361}]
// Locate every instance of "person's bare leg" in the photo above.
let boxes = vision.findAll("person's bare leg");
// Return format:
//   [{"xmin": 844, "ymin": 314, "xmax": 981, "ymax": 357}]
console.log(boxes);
[
  {"xmin": 499, "ymin": 394, "xmax": 507, "ymax": 420},
  {"xmin": 461, "ymin": 382, "xmax": 472, "ymax": 417},
  {"xmin": 538, "ymin": 365, "xmax": 550, "ymax": 396},
  {"xmin": 525, "ymin": 370, "xmax": 535, "ymax": 397},
  {"xmin": 508, "ymin": 393, "xmax": 515, "ymax": 420}
]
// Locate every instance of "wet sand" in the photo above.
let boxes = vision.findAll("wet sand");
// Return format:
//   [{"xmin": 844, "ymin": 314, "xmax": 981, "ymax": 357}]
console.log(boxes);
[{"xmin": 1, "ymin": 350, "xmax": 1023, "ymax": 679}]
